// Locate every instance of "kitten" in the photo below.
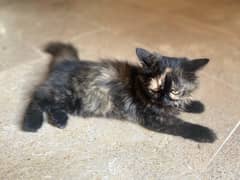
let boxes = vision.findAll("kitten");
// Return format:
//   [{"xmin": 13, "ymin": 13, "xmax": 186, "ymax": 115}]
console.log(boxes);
[{"xmin": 22, "ymin": 42, "xmax": 217, "ymax": 143}]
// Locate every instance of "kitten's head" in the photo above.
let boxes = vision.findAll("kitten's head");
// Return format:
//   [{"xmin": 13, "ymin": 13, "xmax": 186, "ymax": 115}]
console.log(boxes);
[{"xmin": 136, "ymin": 48, "xmax": 209, "ymax": 112}]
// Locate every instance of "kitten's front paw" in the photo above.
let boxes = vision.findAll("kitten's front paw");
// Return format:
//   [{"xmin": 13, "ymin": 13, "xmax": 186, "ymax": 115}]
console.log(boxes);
[
  {"xmin": 50, "ymin": 110, "xmax": 68, "ymax": 129},
  {"xmin": 184, "ymin": 101, "xmax": 205, "ymax": 114},
  {"xmin": 185, "ymin": 125, "xmax": 217, "ymax": 143},
  {"xmin": 203, "ymin": 128, "xmax": 217, "ymax": 143}
]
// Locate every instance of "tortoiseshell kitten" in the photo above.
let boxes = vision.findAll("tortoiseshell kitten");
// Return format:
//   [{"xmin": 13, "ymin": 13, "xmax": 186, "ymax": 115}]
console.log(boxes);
[{"xmin": 23, "ymin": 42, "xmax": 217, "ymax": 143}]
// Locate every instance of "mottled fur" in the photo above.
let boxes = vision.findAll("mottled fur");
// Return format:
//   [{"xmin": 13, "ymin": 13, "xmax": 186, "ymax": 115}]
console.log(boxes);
[{"xmin": 23, "ymin": 42, "xmax": 217, "ymax": 143}]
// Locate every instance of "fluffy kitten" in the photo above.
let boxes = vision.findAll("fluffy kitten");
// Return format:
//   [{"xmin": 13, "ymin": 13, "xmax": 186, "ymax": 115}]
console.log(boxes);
[{"xmin": 23, "ymin": 42, "xmax": 216, "ymax": 143}]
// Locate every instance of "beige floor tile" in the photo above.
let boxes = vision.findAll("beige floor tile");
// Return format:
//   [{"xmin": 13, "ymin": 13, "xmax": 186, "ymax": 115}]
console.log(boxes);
[
  {"xmin": 65, "ymin": 0, "xmax": 159, "ymax": 34},
  {"xmin": 71, "ymin": 30, "xmax": 146, "ymax": 62},
  {"xmin": 0, "ymin": 36, "xmax": 41, "ymax": 71},
  {"xmin": 122, "ymin": 0, "xmax": 200, "ymax": 11},
  {"xmin": 177, "ymin": 173, "xmax": 201, "ymax": 180},
  {"xmin": 0, "ymin": 0, "xmax": 102, "ymax": 48},
  {"xmin": 124, "ymin": 0, "xmax": 240, "ymax": 39},
  {"xmin": 195, "ymin": 74, "xmax": 240, "ymax": 117},
  {"xmin": 173, "ymin": 0, "xmax": 240, "ymax": 39},
  {"xmin": 0, "ymin": 0, "xmax": 239, "ymax": 179},
  {"xmin": 200, "ymin": 124, "xmax": 240, "ymax": 180}
]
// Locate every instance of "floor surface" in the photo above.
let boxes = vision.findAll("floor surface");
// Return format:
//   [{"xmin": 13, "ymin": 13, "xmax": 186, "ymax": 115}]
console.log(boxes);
[{"xmin": 0, "ymin": 0, "xmax": 239, "ymax": 179}]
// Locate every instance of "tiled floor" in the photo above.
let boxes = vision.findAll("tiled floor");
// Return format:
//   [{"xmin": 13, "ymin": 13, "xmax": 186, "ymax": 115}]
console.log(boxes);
[{"xmin": 0, "ymin": 0, "xmax": 239, "ymax": 179}]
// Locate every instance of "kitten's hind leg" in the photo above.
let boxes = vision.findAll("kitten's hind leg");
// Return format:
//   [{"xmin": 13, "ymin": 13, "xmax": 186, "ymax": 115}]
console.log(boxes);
[
  {"xmin": 35, "ymin": 85, "xmax": 69, "ymax": 129},
  {"xmin": 48, "ymin": 107, "xmax": 68, "ymax": 129},
  {"xmin": 22, "ymin": 86, "xmax": 51, "ymax": 132},
  {"xmin": 23, "ymin": 85, "xmax": 69, "ymax": 131},
  {"xmin": 22, "ymin": 100, "xmax": 44, "ymax": 132}
]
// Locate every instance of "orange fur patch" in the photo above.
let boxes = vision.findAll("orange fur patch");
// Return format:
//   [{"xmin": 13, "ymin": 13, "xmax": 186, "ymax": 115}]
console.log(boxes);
[{"xmin": 148, "ymin": 68, "xmax": 172, "ymax": 91}]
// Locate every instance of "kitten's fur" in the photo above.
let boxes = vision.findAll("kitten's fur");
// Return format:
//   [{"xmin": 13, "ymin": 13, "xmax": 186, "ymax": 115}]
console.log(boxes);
[{"xmin": 23, "ymin": 42, "xmax": 217, "ymax": 143}]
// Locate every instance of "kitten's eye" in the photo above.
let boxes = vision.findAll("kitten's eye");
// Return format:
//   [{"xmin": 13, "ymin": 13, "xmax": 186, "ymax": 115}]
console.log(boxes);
[
  {"xmin": 169, "ymin": 89, "xmax": 181, "ymax": 100},
  {"xmin": 149, "ymin": 89, "xmax": 159, "ymax": 93},
  {"xmin": 170, "ymin": 89, "xmax": 180, "ymax": 95}
]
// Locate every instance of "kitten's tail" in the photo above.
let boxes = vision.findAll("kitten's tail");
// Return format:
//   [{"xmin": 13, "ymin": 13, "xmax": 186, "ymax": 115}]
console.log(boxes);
[{"xmin": 44, "ymin": 41, "xmax": 79, "ymax": 67}]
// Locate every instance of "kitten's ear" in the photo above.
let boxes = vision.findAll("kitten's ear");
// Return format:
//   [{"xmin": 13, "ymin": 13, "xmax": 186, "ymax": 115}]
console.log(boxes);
[
  {"xmin": 136, "ymin": 48, "xmax": 155, "ymax": 67},
  {"xmin": 183, "ymin": 58, "xmax": 209, "ymax": 72}
]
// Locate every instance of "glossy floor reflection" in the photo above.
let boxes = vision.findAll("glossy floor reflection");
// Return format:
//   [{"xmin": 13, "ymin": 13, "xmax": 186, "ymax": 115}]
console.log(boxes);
[{"xmin": 0, "ymin": 0, "xmax": 239, "ymax": 179}]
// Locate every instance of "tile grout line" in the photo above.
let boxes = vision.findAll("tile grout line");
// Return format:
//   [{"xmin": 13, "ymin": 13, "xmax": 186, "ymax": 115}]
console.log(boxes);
[
  {"xmin": 0, "ymin": 56, "xmax": 46, "ymax": 75},
  {"xmin": 206, "ymin": 120, "xmax": 240, "ymax": 168},
  {"xmin": 29, "ymin": 45, "xmax": 46, "ymax": 59},
  {"xmin": 70, "ymin": 27, "xmax": 107, "ymax": 42}
]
